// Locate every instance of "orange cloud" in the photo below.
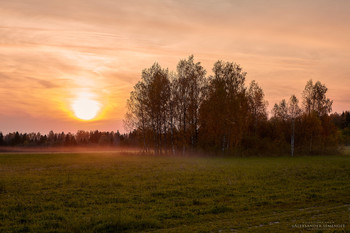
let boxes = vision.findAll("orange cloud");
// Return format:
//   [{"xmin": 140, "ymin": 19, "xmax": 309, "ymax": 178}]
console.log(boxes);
[{"xmin": 0, "ymin": 0, "xmax": 349, "ymax": 133}]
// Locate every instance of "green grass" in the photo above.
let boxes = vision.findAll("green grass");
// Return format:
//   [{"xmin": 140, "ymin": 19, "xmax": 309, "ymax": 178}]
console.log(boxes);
[{"xmin": 0, "ymin": 152, "xmax": 349, "ymax": 232}]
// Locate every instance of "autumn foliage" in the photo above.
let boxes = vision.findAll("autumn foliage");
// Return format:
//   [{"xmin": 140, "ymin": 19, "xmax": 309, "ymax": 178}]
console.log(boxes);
[{"xmin": 125, "ymin": 55, "xmax": 341, "ymax": 155}]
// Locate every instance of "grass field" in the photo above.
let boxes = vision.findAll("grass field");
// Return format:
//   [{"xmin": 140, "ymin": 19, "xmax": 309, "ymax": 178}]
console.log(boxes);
[{"xmin": 0, "ymin": 152, "xmax": 349, "ymax": 232}]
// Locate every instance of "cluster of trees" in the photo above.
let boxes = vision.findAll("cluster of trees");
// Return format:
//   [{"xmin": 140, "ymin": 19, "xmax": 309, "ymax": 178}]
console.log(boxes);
[
  {"xmin": 270, "ymin": 80, "xmax": 338, "ymax": 155},
  {"xmin": 125, "ymin": 55, "xmax": 342, "ymax": 155},
  {"xmin": 0, "ymin": 130, "xmax": 137, "ymax": 147}
]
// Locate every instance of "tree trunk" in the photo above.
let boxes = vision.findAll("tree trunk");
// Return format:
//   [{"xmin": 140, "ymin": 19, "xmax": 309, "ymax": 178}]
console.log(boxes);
[
  {"xmin": 142, "ymin": 114, "xmax": 147, "ymax": 153},
  {"xmin": 309, "ymin": 134, "xmax": 313, "ymax": 154},
  {"xmin": 183, "ymin": 101, "xmax": 186, "ymax": 155},
  {"xmin": 291, "ymin": 119, "xmax": 295, "ymax": 157},
  {"xmin": 222, "ymin": 135, "xmax": 226, "ymax": 152}
]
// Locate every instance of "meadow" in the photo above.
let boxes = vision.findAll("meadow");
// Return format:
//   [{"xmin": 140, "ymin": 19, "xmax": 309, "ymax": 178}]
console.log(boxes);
[{"xmin": 0, "ymin": 151, "xmax": 349, "ymax": 232}]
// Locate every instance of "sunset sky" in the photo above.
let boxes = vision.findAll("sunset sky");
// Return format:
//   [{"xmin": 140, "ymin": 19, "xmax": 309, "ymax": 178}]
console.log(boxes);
[{"xmin": 1, "ymin": 0, "xmax": 349, "ymax": 134}]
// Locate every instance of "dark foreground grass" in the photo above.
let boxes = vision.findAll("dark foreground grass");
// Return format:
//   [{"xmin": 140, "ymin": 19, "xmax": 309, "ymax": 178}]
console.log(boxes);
[{"xmin": 0, "ymin": 152, "xmax": 349, "ymax": 233}]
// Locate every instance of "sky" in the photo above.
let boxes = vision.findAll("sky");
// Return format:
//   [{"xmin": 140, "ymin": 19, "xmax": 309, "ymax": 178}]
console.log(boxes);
[{"xmin": 1, "ymin": 0, "xmax": 350, "ymax": 134}]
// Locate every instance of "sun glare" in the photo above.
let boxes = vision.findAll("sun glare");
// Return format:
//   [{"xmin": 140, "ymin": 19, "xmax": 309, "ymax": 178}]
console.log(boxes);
[{"xmin": 72, "ymin": 96, "xmax": 101, "ymax": 120}]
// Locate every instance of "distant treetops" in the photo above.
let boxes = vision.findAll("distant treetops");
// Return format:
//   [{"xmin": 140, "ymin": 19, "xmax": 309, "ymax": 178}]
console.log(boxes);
[{"xmin": 125, "ymin": 55, "xmax": 343, "ymax": 155}]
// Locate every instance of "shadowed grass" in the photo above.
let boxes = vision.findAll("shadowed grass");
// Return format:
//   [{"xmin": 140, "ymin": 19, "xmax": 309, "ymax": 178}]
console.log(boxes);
[{"xmin": 0, "ymin": 152, "xmax": 349, "ymax": 232}]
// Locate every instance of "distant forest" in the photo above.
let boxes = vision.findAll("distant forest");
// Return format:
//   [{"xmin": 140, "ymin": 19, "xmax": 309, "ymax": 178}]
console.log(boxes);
[
  {"xmin": 0, "ymin": 130, "xmax": 138, "ymax": 148},
  {"xmin": 1, "ymin": 56, "xmax": 350, "ymax": 155}
]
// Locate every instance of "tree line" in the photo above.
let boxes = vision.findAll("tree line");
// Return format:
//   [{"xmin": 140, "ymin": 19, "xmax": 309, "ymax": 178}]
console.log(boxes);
[
  {"xmin": 125, "ymin": 55, "xmax": 348, "ymax": 155},
  {"xmin": 0, "ymin": 130, "xmax": 138, "ymax": 147}
]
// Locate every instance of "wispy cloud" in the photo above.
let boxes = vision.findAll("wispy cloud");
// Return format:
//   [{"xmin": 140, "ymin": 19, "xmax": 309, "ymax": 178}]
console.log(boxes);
[{"xmin": 0, "ymin": 0, "xmax": 349, "ymax": 133}]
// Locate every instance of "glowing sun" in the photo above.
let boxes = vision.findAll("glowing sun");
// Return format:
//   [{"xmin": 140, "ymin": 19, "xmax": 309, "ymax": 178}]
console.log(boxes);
[{"xmin": 72, "ymin": 97, "xmax": 101, "ymax": 120}]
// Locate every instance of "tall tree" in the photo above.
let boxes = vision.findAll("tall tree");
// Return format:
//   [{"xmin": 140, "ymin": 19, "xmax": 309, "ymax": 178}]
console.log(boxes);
[
  {"xmin": 200, "ymin": 61, "xmax": 248, "ymax": 152},
  {"xmin": 302, "ymin": 80, "xmax": 333, "ymax": 153},
  {"xmin": 247, "ymin": 80, "xmax": 268, "ymax": 134},
  {"xmin": 125, "ymin": 81, "xmax": 149, "ymax": 151},
  {"xmin": 288, "ymin": 95, "xmax": 301, "ymax": 156},
  {"xmin": 168, "ymin": 72, "xmax": 178, "ymax": 154},
  {"xmin": 125, "ymin": 63, "xmax": 170, "ymax": 154},
  {"xmin": 174, "ymin": 55, "xmax": 207, "ymax": 152}
]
